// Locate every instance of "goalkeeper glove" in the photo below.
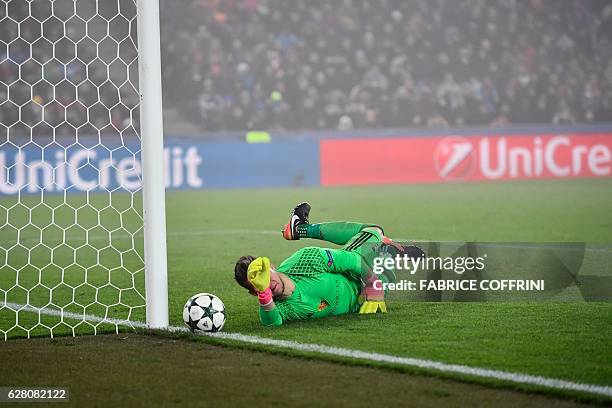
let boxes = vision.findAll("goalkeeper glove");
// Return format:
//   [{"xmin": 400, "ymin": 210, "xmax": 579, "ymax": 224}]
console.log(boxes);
[
  {"xmin": 247, "ymin": 256, "xmax": 271, "ymax": 293},
  {"xmin": 359, "ymin": 274, "xmax": 387, "ymax": 314},
  {"xmin": 359, "ymin": 301, "xmax": 387, "ymax": 314}
]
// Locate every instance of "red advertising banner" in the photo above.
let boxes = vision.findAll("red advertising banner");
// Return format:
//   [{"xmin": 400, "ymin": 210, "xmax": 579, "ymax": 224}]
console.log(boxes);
[{"xmin": 320, "ymin": 134, "xmax": 612, "ymax": 186}]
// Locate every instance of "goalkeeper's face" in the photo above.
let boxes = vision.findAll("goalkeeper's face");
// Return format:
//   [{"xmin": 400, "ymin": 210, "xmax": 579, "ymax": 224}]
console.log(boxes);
[
  {"xmin": 268, "ymin": 270, "xmax": 285, "ymax": 298},
  {"xmin": 234, "ymin": 255, "xmax": 285, "ymax": 297},
  {"xmin": 239, "ymin": 270, "xmax": 284, "ymax": 298}
]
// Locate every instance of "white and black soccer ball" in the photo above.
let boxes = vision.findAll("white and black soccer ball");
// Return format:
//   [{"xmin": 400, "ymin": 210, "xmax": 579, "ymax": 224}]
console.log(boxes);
[{"xmin": 183, "ymin": 293, "xmax": 226, "ymax": 333}]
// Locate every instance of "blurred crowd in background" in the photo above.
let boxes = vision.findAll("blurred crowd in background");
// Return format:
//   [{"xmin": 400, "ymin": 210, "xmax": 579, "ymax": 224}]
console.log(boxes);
[
  {"xmin": 1, "ymin": 0, "xmax": 139, "ymax": 139},
  {"xmin": 2, "ymin": 0, "xmax": 612, "ymax": 138},
  {"xmin": 161, "ymin": 0, "xmax": 612, "ymax": 132}
]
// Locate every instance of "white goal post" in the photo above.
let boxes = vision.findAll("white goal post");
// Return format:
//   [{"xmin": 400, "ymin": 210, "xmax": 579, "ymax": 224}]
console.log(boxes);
[
  {"xmin": 0, "ymin": 0, "xmax": 168, "ymax": 338},
  {"xmin": 137, "ymin": 0, "xmax": 168, "ymax": 329}
]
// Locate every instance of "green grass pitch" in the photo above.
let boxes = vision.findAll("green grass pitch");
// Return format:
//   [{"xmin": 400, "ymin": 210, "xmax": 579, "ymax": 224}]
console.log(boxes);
[
  {"xmin": 1, "ymin": 179, "xmax": 612, "ymax": 400},
  {"xmin": 0, "ymin": 334, "xmax": 600, "ymax": 407}
]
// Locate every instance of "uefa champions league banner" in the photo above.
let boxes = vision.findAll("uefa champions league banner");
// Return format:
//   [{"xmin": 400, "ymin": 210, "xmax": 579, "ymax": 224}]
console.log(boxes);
[
  {"xmin": 2, "ymin": 130, "xmax": 612, "ymax": 194},
  {"xmin": 320, "ymin": 133, "xmax": 612, "ymax": 185},
  {"xmin": 0, "ymin": 138, "xmax": 320, "ymax": 195}
]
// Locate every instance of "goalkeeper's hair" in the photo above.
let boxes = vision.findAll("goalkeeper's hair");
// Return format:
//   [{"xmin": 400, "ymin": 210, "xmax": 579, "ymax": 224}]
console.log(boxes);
[{"xmin": 234, "ymin": 255, "xmax": 257, "ymax": 295}]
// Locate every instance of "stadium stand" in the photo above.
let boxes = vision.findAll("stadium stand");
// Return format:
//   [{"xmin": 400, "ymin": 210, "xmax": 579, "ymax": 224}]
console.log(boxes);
[{"xmin": 160, "ymin": 0, "xmax": 612, "ymax": 132}]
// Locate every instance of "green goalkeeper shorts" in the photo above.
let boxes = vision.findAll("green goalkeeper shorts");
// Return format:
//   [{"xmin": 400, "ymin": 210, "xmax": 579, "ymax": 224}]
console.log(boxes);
[{"xmin": 342, "ymin": 226, "xmax": 396, "ymax": 286}]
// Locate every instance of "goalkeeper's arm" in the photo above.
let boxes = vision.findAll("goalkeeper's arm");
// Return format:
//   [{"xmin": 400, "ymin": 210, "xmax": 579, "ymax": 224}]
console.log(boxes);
[
  {"xmin": 247, "ymin": 257, "xmax": 284, "ymax": 326},
  {"xmin": 259, "ymin": 299, "xmax": 283, "ymax": 327}
]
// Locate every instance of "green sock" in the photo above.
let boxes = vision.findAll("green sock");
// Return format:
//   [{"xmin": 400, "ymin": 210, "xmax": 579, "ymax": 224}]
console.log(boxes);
[{"xmin": 297, "ymin": 222, "xmax": 368, "ymax": 245}]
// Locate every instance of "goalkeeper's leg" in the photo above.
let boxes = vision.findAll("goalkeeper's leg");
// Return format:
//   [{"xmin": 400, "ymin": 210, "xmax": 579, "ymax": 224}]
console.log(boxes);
[
  {"xmin": 295, "ymin": 210, "xmax": 407, "ymax": 288},
  {"xmin": 297, "ymin": 221, "xmax": 384, "ymax": 245},
  {"xmin": 345, "ymin": 227, "xmax": 394, "ymax": 314},
  {"xmin": 282, "ymin": 202, "xmax": 383, "ymax": 245}
]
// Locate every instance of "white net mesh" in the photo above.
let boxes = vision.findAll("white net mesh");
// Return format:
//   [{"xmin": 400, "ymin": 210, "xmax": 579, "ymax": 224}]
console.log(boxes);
[{"xmin": 0, "ymin": 0, "xmax": 146, "ymax": 339}]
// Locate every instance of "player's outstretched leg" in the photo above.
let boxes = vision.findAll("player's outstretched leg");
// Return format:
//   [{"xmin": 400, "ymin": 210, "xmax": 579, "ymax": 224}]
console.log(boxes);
[
  {"xmin": 282, "ymin": 202, "xmax": 311, "ymax": 240},
  {"xmin": 282, "ymin": 202, "xmax": 382, "ymax": 245}
]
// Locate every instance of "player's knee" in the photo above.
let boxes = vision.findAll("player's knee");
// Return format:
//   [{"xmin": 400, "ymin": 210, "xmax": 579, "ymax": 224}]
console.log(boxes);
[{"xmin": 361, "ymin": 225, "xmax": 385, "ymax": 239}]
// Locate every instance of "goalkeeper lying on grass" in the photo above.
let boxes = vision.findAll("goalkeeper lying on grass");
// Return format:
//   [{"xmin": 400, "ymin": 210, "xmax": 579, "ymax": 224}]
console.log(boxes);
[{"xmin": 233, "ymin": 203, "xmax": 422, "ymax": 327}]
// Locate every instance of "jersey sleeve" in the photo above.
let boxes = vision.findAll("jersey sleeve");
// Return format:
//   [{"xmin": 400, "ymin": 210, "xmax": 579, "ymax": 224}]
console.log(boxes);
[{"xmin": 259, "ymin": 304, "xmax": 283, "ymax": 326}]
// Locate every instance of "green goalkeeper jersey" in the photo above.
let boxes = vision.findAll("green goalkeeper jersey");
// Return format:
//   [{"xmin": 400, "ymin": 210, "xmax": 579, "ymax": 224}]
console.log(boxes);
[{"xmin": 259, "ymin": 246, "xmax": 364, "ymax": 326}]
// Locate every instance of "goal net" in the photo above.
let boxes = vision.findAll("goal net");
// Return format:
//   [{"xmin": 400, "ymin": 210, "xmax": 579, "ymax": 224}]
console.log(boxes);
[{"xmin": 0, "ymin": 0, "xmax": 167, "ymax": 339}]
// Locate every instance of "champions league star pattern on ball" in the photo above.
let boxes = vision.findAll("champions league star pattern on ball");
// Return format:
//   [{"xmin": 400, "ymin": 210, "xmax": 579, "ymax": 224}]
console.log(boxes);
[{"xmin": 183, "ymin": 293, "xmax": 226, "ymax": 333}]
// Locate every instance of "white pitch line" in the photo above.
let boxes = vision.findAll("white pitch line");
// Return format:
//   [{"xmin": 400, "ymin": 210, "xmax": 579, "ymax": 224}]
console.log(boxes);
[
  {"xmin": 403, "ymin": 240, "xmax": 612, "ymax": 253},
  {"xmin": 166, "ymin": 229, "xmax": 279, "ymax": 237},
  {"xmin": 0, "ymin": 229, "xmax": 280, "ymax": 246},
  {"xmin": 4, "ymin": 231, "xmax": 611, "ymax": 253},
  {"xmin": 1, "ymin": 301, "xmax": 611, "ymax": 398}
]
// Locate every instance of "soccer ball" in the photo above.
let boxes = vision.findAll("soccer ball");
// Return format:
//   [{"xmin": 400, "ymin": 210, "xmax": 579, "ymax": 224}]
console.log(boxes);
[{"xmin": 183, "ymin": 293, "xmax": 226, "ymax": 333}]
